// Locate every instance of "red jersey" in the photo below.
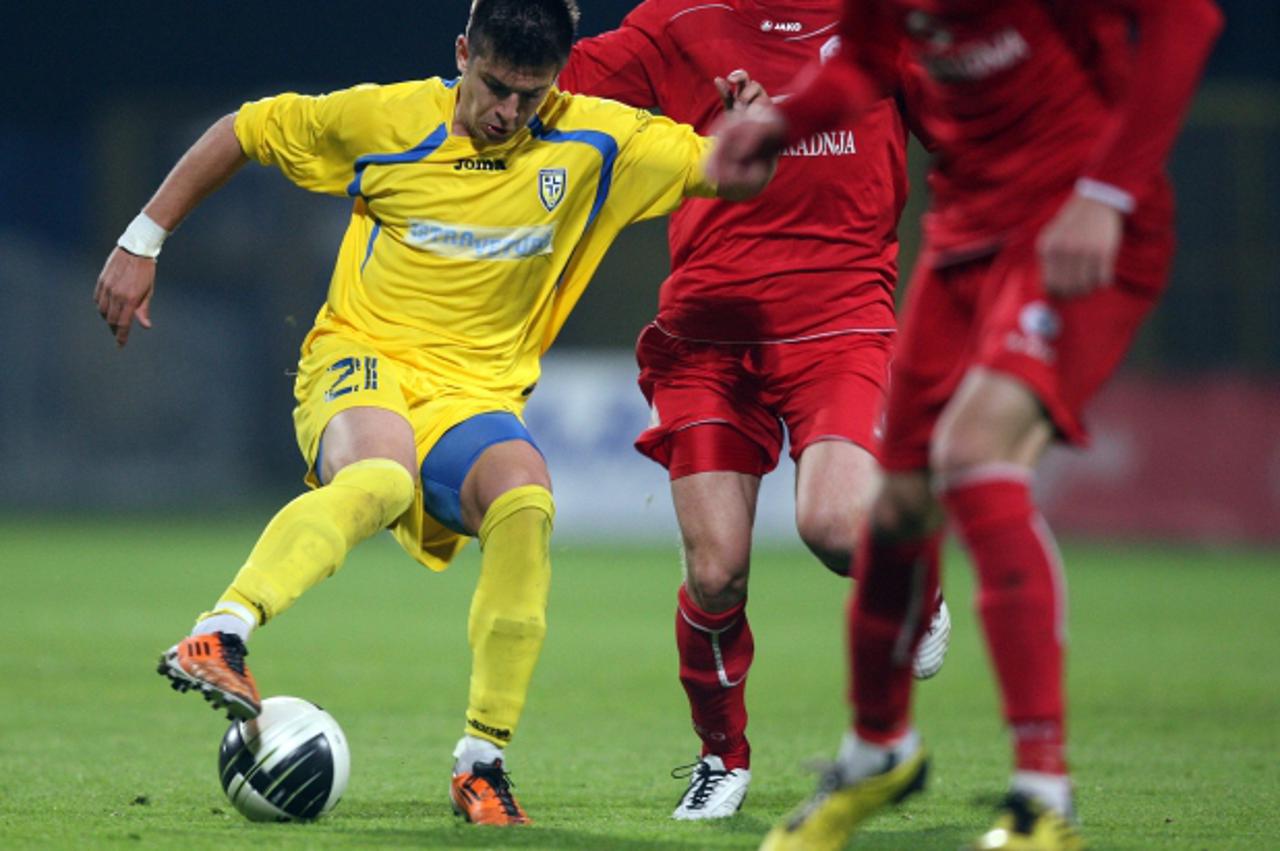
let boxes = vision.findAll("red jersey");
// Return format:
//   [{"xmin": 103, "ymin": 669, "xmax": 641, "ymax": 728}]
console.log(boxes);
[
  {"xmin": 559, "ymin": 0, "xmax": 910, "ymax": 342},
  {"xmin": 781, "ymin": 0, "xmax": 1223, "ymax": 261}
]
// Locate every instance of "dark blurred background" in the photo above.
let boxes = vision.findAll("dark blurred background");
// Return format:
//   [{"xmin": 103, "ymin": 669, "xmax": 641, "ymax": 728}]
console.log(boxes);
[{"xmin": 1, "ymin": 2, "xmax": 1276, "ymax": 541}]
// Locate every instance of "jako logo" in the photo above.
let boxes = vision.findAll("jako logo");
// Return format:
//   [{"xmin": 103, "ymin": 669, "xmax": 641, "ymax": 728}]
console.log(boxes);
[
  {"xmin": 761, "ymin": 20, "xmax": 802, "ymax": 32},
  {"xmin": 454, "ymin": 157, "xmax": 507, "ymax": 171}
]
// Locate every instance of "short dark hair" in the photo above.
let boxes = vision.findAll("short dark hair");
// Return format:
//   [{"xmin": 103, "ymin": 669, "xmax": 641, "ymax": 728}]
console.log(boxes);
[{"xmin": 467, "ymin": 0, "xmax": 580, "ymax": 68}]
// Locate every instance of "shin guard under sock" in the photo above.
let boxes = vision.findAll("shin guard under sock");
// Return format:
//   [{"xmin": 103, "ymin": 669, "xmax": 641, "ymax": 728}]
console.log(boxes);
[
  {"xmin": 464, "ymin": 485, "xmax": 554, "ymax": 747},
  {"xmin": 942, "ymin": 472, "xmax": 1067, "ymax": 774},
  {"xmin": 209, "ymin": 458, "xmax": 414, "ymax": 627},
  {"xmin": 849, "ymin": 529, "xmax": 941, "ymax": 743},
  {"xmin": 676, "ymin": 584, "xmax": 753, "ymax": 770}
]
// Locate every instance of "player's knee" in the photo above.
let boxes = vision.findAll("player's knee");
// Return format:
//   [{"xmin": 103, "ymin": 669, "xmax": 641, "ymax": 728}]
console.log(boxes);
[
  {"xmin": 485, "ymin": 460, "xmax": 553, "ymax": 498},
  {"xmin": 463, "ymin": 441, "xmax": 552, "ymax": 530},
  {"xmin": 381, "ymin": 462, "xmax": 417, "ymax": 517},
  {"xmin": 796, "ymin": 502, "xmax": 859, "ymax": 575},
  {"xmin": 337, "ymin": 459, "xmax": 416, "ymax": 519},
  {"xmin": 929, "ymin": 419, "xmax": 1006, "ymax": 480},
  {"xmin": 683, "ymin": 548, "xmax": 749, "ymax": 612}
]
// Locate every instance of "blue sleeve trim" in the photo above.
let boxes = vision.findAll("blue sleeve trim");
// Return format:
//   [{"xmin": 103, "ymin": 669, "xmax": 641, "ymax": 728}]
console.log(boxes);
[
  {"xmin": 346, "ymin": 122, "xmax": 450, "ymax": 197},
  {"xmin": 528, "ymin": 116, "xmax": 618, "ymax": 232},
  {"xmin": 421, "ymin": 411, "xmax": 543, "ymax": 535}
]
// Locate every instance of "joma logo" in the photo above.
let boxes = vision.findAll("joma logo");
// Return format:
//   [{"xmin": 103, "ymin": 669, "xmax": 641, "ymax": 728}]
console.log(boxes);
[{"xmin": 454, "ymin": 158, "xmax": 507, "ymax": 171}]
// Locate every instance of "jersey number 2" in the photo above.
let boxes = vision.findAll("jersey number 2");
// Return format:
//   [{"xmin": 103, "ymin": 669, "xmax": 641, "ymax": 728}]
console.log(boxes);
[{"xmin": 323, "ymin": 356, "xmax": 379, "ymax": 402}]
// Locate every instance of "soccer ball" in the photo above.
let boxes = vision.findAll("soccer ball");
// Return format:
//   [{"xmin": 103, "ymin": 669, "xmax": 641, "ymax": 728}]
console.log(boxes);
[{"xmin": 218, "ymin": 696, "xmax": 350, "ymax": 822}]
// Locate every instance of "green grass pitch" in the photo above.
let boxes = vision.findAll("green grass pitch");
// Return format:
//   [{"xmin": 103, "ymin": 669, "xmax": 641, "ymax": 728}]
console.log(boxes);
[{"xmin": 1, "ymin": 515, "xmax": 1276, "ymax": 849}]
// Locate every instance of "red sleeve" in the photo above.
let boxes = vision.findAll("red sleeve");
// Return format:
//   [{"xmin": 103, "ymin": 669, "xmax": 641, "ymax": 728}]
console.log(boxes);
[
  {"xmin": 778, "ymin": 0, "xmax": 903, "ymax": 145},
  {"xmin": 895, "ymin": 50, "xmax": 937, "ymax": 152},
  {"xmin": 557, "ymin": 8, "xmax": 664, "ymax": 106},
  {"xmin": 1078, "ymin": 0, "xmax": 1223, "ymax": 209}
]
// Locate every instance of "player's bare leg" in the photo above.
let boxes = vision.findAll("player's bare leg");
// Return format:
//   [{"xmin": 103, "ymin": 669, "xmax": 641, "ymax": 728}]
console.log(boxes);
[
  {"xmin": 794, "ymin": 439, "xmax": 879, "ymax": 575},
  {"xmin": 795, "ymin": 440, "xmax": 951, "ymax": 678},
  {"xmin": 668, "ymin": 469, "xmax": 760, "ymax": 819},
  {"xmin": 933, "ymin": 368, "xmax": 1082, "ymax": 847},
  {"xmin": 672, "ymin": 470, "xmax": 759, "ymax": 612},
  {"xmin": 159, "ymin": 407, "xmax": 416, "ymax": 720}
]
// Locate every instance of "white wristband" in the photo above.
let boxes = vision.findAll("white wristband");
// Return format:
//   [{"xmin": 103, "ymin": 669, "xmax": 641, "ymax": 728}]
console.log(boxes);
[
  {"xmin": 116, "ymin": 212, "xmax": 170, "ymax": 259},
  {"xmin": 1074, "ymin": 178, "xmax": 1135, "ymax": 214}
]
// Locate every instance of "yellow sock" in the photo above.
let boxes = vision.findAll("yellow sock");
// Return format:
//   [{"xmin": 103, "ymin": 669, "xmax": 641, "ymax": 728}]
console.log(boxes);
[
  {"xmin": 204, "ymin": 458, "xmax": 414, "ymax": 626},
  {"xmin": 464, "ymin": 485, "xmax": 555, "ymax": 747}
]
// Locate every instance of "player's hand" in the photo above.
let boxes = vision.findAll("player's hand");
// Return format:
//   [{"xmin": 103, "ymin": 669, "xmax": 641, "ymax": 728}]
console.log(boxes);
[
  {"xmin": 714, "ymin": 69, "xmax": 770, "ymax": 112},
  {"xmin": 707, "ymin": 104, "xmax": 785, "ymax": 200},
  {"xmin": 94, "ymin": 246, "xmax": 156, "ymax": 347},
  {"xmin": 1036, "ymin": 193, "xmax": 1123, "ymax": 298}
]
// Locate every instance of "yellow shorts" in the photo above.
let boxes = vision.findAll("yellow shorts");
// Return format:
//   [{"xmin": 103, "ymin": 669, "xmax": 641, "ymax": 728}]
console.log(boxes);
[{"xmin": 292, "ymin": 327, "xmax": 527, "ymax": 571}]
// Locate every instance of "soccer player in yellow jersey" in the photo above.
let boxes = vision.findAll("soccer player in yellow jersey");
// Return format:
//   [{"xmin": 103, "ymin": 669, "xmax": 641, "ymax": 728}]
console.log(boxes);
[{"xmin": 93, "ymin": 0, "xmax": 773, "ymax": 826}]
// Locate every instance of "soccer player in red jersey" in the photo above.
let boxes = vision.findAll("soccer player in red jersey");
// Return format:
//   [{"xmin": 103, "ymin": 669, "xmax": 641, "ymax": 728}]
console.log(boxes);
[
  {"xmin": 559, "ymin": 0, "xmax": 950, "ymax": 820},
  {"xmin": 711, "ymin": 1, "xmax": 1223, "ymax": 848}
]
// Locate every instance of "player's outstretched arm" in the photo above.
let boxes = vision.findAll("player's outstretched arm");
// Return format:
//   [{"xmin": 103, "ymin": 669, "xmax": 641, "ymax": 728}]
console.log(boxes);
[{"xmin": 94, "ymin": 113, "xmax": 249, "ymax": 347}]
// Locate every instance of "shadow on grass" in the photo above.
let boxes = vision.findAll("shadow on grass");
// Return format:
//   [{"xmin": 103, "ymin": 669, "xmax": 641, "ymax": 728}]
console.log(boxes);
[
  {"xmin": 328, "ymin": 823, "xmax": 975, "ymax": 850},
  {"xmin": 319, "ymin": 802, "xmax": 974, "ymax": 849},
  {"xmin": 293, "ymin": 800, "xmax": 773, "ymax": 848},
  {"xmin": 331, "ymin": 827, "xmax": 737, "ymax": 848}
]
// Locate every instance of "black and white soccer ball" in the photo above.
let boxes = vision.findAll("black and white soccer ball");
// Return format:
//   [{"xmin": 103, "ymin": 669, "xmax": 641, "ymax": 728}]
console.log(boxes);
[{"xmin": 218, "ymin": 696, "xmax": 350, "ymax": 822}]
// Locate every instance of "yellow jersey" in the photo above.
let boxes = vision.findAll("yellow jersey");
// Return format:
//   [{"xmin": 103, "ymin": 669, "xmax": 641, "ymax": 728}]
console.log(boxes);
[{"xmin": 234, "ymin": 77, "xmax": 717, "ymax": 398}]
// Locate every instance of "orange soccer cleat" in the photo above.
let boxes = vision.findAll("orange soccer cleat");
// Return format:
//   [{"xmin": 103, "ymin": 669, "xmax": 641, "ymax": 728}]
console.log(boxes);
[
  {"xmin": 157, "ymin": 632, "xmax": 261, "ymax": 720},
  {"xmin": 450, "ymin": 758, "xmax": 532, "ymax": 825}
]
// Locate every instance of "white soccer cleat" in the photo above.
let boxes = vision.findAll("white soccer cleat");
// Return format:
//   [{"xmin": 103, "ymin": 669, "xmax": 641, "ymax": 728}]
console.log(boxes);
[
  {"xmin": 913, "ymin": 598, "xmax": 951, "ymax": 680},
  {"xmin": 671, "ymin": 755, "xmax": 751, "ymax": 820}
]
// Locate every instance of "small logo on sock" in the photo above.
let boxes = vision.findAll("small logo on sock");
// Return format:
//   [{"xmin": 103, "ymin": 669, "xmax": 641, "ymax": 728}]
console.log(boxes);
[
  {"xmin": 467, "ymin": 717, "xmax": 512, "ymax": 742},
  {"xmin": 693, "ymin": 722, "xmax": 728, "ymax": 742}
]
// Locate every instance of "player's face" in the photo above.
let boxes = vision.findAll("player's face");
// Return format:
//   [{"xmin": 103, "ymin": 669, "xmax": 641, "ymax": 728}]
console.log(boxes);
[{"xmin": 454, "ymin": 35, "xmax": 560, "ymax": 146}]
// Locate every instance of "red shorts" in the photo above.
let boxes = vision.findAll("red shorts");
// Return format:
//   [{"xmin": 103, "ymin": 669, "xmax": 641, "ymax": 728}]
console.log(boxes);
[
  {"xmin": 634, "ymin": 323, "xmax": 893, "ymax": 479},
  {"xmin": 881, "ymin": 214, "xmax": 1174, "ymax": 473}
]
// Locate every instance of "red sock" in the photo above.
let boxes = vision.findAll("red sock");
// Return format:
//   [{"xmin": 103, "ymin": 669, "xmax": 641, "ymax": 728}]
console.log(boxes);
[
  {"xmin": 849, "ymin": 528, "xmax": 941, "ymax": 744},
  {"xmin": 676, "ymin": 584, "xmax": 753, "ymax": 770},
  {"xmin": 942, "ymin": 472, "xmax": 1068, "ymax": 775}
]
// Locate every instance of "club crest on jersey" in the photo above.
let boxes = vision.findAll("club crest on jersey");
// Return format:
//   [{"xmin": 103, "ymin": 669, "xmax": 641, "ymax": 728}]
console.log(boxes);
[
  {"xmin": 538, "ymin": 168, "xmax": 566, "ymax": 212},
  {"xmin": 1005, "ymin": 301, "xmax": 1061, "ymax": 363},
  {"xmin": 1019, "ymin": 301, "xmax": 1062, "ymax": 340}
]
